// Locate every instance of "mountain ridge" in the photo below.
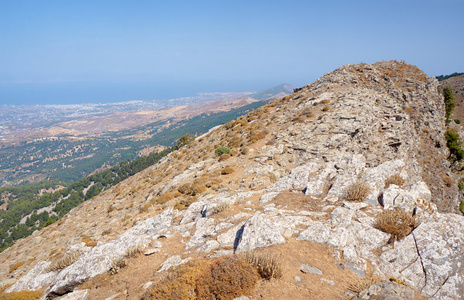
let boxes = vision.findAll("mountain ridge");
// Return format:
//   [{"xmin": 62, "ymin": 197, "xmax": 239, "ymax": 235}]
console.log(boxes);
[{"xmin": 1, "ymin": 61, "xmax": 464, "ymax": 299}]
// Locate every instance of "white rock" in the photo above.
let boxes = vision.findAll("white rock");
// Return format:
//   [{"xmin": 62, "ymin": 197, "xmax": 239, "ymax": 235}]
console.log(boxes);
[
  {"xmin": 6, "ymin": 261, "xmax": 56, "ymax": 292},
  {"xmin": 157, "ymin": 255, "xmax": 190, "ymax": 273},
  {"xmin": 235, "ymin": 212, "xmax": 286, "ymax": 253},
  {"xmin": 196, "ymin": 240, "xmax": 220, "ymax": 253}
]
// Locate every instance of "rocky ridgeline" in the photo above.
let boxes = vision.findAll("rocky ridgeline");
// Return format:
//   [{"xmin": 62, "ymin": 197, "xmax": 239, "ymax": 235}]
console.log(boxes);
[{"xmin": 1, "ymin": 61, "xmax": 464, "ymax": 299}]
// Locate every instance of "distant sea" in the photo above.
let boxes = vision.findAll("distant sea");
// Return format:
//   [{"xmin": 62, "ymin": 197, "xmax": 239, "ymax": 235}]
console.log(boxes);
[
  {"xmin": 0, "ymin": 82, "xmax": 205, "ymax": 105},
  {"xmin": 0, "ymin": 81, "xmax": 267, "ymax": 106}
]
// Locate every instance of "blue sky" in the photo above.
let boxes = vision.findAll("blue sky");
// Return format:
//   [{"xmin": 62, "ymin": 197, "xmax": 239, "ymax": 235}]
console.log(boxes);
[{"xmin": 0, "ymin": 0, "xmax": 463, "ymax": 105}]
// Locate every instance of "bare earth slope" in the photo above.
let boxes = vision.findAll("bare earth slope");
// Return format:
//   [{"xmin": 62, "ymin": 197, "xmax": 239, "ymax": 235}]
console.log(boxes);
[{"xmin": 1, "ymin": 61, "xmax": 463, "ymax": 300}]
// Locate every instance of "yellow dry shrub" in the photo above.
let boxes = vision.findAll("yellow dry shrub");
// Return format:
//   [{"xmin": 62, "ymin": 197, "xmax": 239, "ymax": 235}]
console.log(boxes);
[
  {"xmin": 344, "ymin": 180, "xmax": 370, "ymax": 202},
  {"xmin": 0, "ymin": 290, "xmax": 43, "ymax": 300},
  {"xmin": 348, "ymin": 278, "xmax": 376, "ymax": 293},
  {"xmin": 125, "ymin": 245, "xmax": 143, "ymax": 258},
  {"xmin": 196, "ymin": 255, "xmax": 259, "ymax": 300},
  {"xmin": 155, "ymin": 192, "xmax": 174, "ymax": 205},
  {"xmin": 218, "ymin": 153, "xmax": 231, "ymax": 162},
  {"xmin": 243, "ymin": 252, "xmax": 282, "ymax": 280},
  {"xmin": 9, "ymin": 261, "xmax": 25, "ymax": 273},
  {"xmin": 384, "ymin": 175, "xmax": 405, "ymax": 188},
  {"xmin": 142, "ymin": 260, "xmax": 211, "ymax": 300},
  {"xmin": 192, "ymin": 184, "xmax": 207, "ymax": 195},
  {"xmin": 45, "ymin": 251, "xmax": 80, "ymax": 272},
  {"xmin": 139, "ymin": 203, "xmax": 152, "ymax": 213},
  {"xmin": 109, "ymin": 258, "xmax": 126, "ymax": 275},
  {"xmin": 174, "ymin": 197, "xmax": 197, "ymax": 210},
  {"xmin": 212, "ymin": 201, "xmax": 231, "ymax": 214},
  {"xmin": 221, "ymin": 166, "xmax": 235, "ymax": 175},
  {"xmin": 374, "ymin": 208, "xmax": 417, "ymax": 241}
]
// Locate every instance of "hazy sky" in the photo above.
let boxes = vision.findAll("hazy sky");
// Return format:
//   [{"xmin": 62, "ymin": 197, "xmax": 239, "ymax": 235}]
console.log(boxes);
[{"xmin": 1, "ymin": 0, "xmax": 463, "ymax": 105}]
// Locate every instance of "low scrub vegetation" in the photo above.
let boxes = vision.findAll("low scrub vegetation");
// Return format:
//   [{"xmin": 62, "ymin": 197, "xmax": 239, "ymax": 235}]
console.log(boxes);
[
  {"xmin": 374, "ymin": 208, "xmax": 417, "ymax": 242},
  {"xmin": 109, "ymin": 257, "xmax": 127, "ymax": 275},
  {"xmin": 195, "ymin": 255, "xmax": 259, "ymax": 300},
  {"xmin": 384, "ymin": 175, "xmax": 405, "ymax": 188},
  {"xmin": 445, "ymin": 129, "xmax": 464, "ymax": 163},
  {"xmin": 142, "ymin": 260, "xmax": 210, "ymax": 300},
  {"xmin": 212, "ymin": 201, "xmax": 231, "ymax": 214},
  {"xmin": 8, "ymin": 261, "xmax": 25, "ymax": 273},
  {"xmin": 45, "ymin": 251, "xmax": 80, "ymax": 272},
  {"xmin": 344, "ymin": 180, "xmax": 370, "ymax": 202},
  {"xmin": 221, "ymin": 166, "xmax": 235, "ymax": 175},
  {"xmin": 243, "ymin": 252, "xmax": 282, "ymax": 280},
  {"xmin": 0, "ymin": 290, "xmax": 44, "ymax": 300},
  {"xmin": 143, "ymin": 255, "xmax": 259, "ymax": 300},
  {"xmin": 215, "ymin": 147, "xmax": 231, "ymax": 156}
]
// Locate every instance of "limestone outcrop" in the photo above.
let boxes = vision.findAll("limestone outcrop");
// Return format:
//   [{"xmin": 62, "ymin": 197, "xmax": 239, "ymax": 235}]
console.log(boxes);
[{"xmin": 2, "ymin": 61, "xmax": 463, "ymax": 299}]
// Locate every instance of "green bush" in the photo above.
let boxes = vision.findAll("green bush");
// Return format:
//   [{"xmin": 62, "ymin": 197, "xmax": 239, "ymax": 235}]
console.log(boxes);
[
  {"xmin": 455, "ymin": 119, "xmax": 461, "ymax": 124},
  {"xmin": 445, "ymin": 129, "xmax": 464, "ymax": 162},
  {"xmin": 215, "ymin": 147, "xmax": 231, "ymax": 156},
  {"xmin": 444, "ymin": 87, "xmax": 456, "ymax": 123}
]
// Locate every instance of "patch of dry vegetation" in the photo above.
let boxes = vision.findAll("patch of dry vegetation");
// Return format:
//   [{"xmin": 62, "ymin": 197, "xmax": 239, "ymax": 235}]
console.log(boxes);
[
  {"xmin": 143, "ymin": 256, "xmax": 259, "ymax": 300},
  {"xmin": 142, "ymin": 260, "xmax": 210, "ymax": 300},
  {"xmin": 221, "ymin": 166, "xmax": 235, "ymax": 175},
  {"xmin": 348, "ymin": 277, "xmax": 376, "ymax": 294},
  {"xmin": 243, "ymin": 252, "xmax": 282, "ymax": 280},
  {"xmin": 0, "ymin": 290, "xmax": 43, "ymax": 300},
  {"xmin": 384, "ymin": 175, "xmax": 405, "ymax": 188},
  {"xmin": 109, "ymin": 258, "xmax": 127, "ymax": 275},
  {"xmin": 344, "ymin": 180, "xmax": 370, "ymax": 202},
  {"xmin": 212, "ymin": 201, "xmax": 231, "ymax": 214},
  {"xmin": 8, "ymin": 261, "xmax": 25, "ymax": 273},
  {"xmin": 45, "ymin": 251, "xmax": 80, "ymax": 272},
  {"xmin": 374, "ymin": 208, "xmax": 417, "ymax": 242},
  {"xmin": 196, "ymin": 255, "xmax": 259, "ymax": 300}
]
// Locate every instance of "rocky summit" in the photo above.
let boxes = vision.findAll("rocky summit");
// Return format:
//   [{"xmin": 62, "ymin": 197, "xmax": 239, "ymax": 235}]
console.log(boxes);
[{"xmin": 1, "ymin": 61, "xmax": 463, "ymax": 300}]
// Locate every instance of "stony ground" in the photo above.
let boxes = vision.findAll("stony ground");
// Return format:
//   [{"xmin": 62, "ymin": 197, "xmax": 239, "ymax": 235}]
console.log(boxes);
[{"xmin": 1, "ymin": 61, "xmax": 463, "ymax": 300}]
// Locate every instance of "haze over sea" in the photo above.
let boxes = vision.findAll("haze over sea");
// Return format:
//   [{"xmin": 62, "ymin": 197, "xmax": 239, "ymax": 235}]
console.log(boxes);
[{"xmin": 1, "ymin": 0, "xmax": 463, "ymax": 105}]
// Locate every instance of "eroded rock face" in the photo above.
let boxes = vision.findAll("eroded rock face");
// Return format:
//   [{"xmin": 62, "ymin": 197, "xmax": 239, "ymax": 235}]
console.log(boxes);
[
  {"xmin": 353, "ymin": 280, "xmax": 417, "ymax": 300},
  {"xmin": 234, "ymin": 212, "xmax": 286, "ymax": 253},
  {"xmin": 10, "ymin": 208, "xmax": 175, "ymax": 298}
]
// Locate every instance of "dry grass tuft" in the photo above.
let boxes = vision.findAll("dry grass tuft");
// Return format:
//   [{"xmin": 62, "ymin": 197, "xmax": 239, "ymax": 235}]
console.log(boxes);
[
  {"xmin": 384, "ymin": 175, "xmax": 405, "ymax": 188},
  {"xmin": 196, "ymin": 255, "xmax": 259, "ymax": 300},
  {"xmin": 212, "ymin": 201, "xmax": 231, "ymax": 214},
  {"xmin": 243, "ymin": 252, "xmax": 282, "ymax": 280},
  {"xmin": 155, "ymin": 192, "xmax": 174, "ymax": 205},
  {"xmin": 344, "ymin": 180, "xmax": 370, "ymax": 202},
  {"xmin": 8, "ymin": 261, "xmax": 25, "ymax": 273},
  {"xmin": 221, "ymin": 166, "xmax": 235, "ymax": 175},
  {"xmin": 125, "ymin": 245, "xmax": 143, "ymax": 258},
  {"xmin": 174, "ymin": 197, "xmax": 197, "ymax": 210},
  {"xmin": 0, "ymin": 290, "xmax": 44, "ymax": 300},
  {"xmin": 374, "ymin": 208, "xmax": 417, "ymax": 242},
  {"xmin": 218, "ymin": 153, "xmax": 231, "ymax": 162},
  {"xmin": 81, "ymin": 236, "xmax": 98, "ymax": 247},
  {"xmin": 109, "ymin": 257, "xmax": 127, "ymax": 275},
  {"xmin": 139, "ymin": 203, "xmax": 152, "ymax": 213},
  {"xmin": 348, "ymin": 278, "xmax": 375, "ymax": 293},
  {"xmin": 142, "ymin": 260, "xmax": 210, "ymax": 300},
  {"xmin": 45, "ymin": 251, "xmax": 80, "ymax": 273}
]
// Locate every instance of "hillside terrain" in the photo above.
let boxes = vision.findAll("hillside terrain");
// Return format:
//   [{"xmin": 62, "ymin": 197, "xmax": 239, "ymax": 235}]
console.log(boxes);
[
  {"xmin": 1, "ymin": 61, "xmax": 464, "ymax": 300},
  {"xmin": 440, "ymin": 74, "xmax": 464, "ymax": 124},
  {"xmin": 0, "ymin": 85, "xmax": 294, "ymax": 187}
]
